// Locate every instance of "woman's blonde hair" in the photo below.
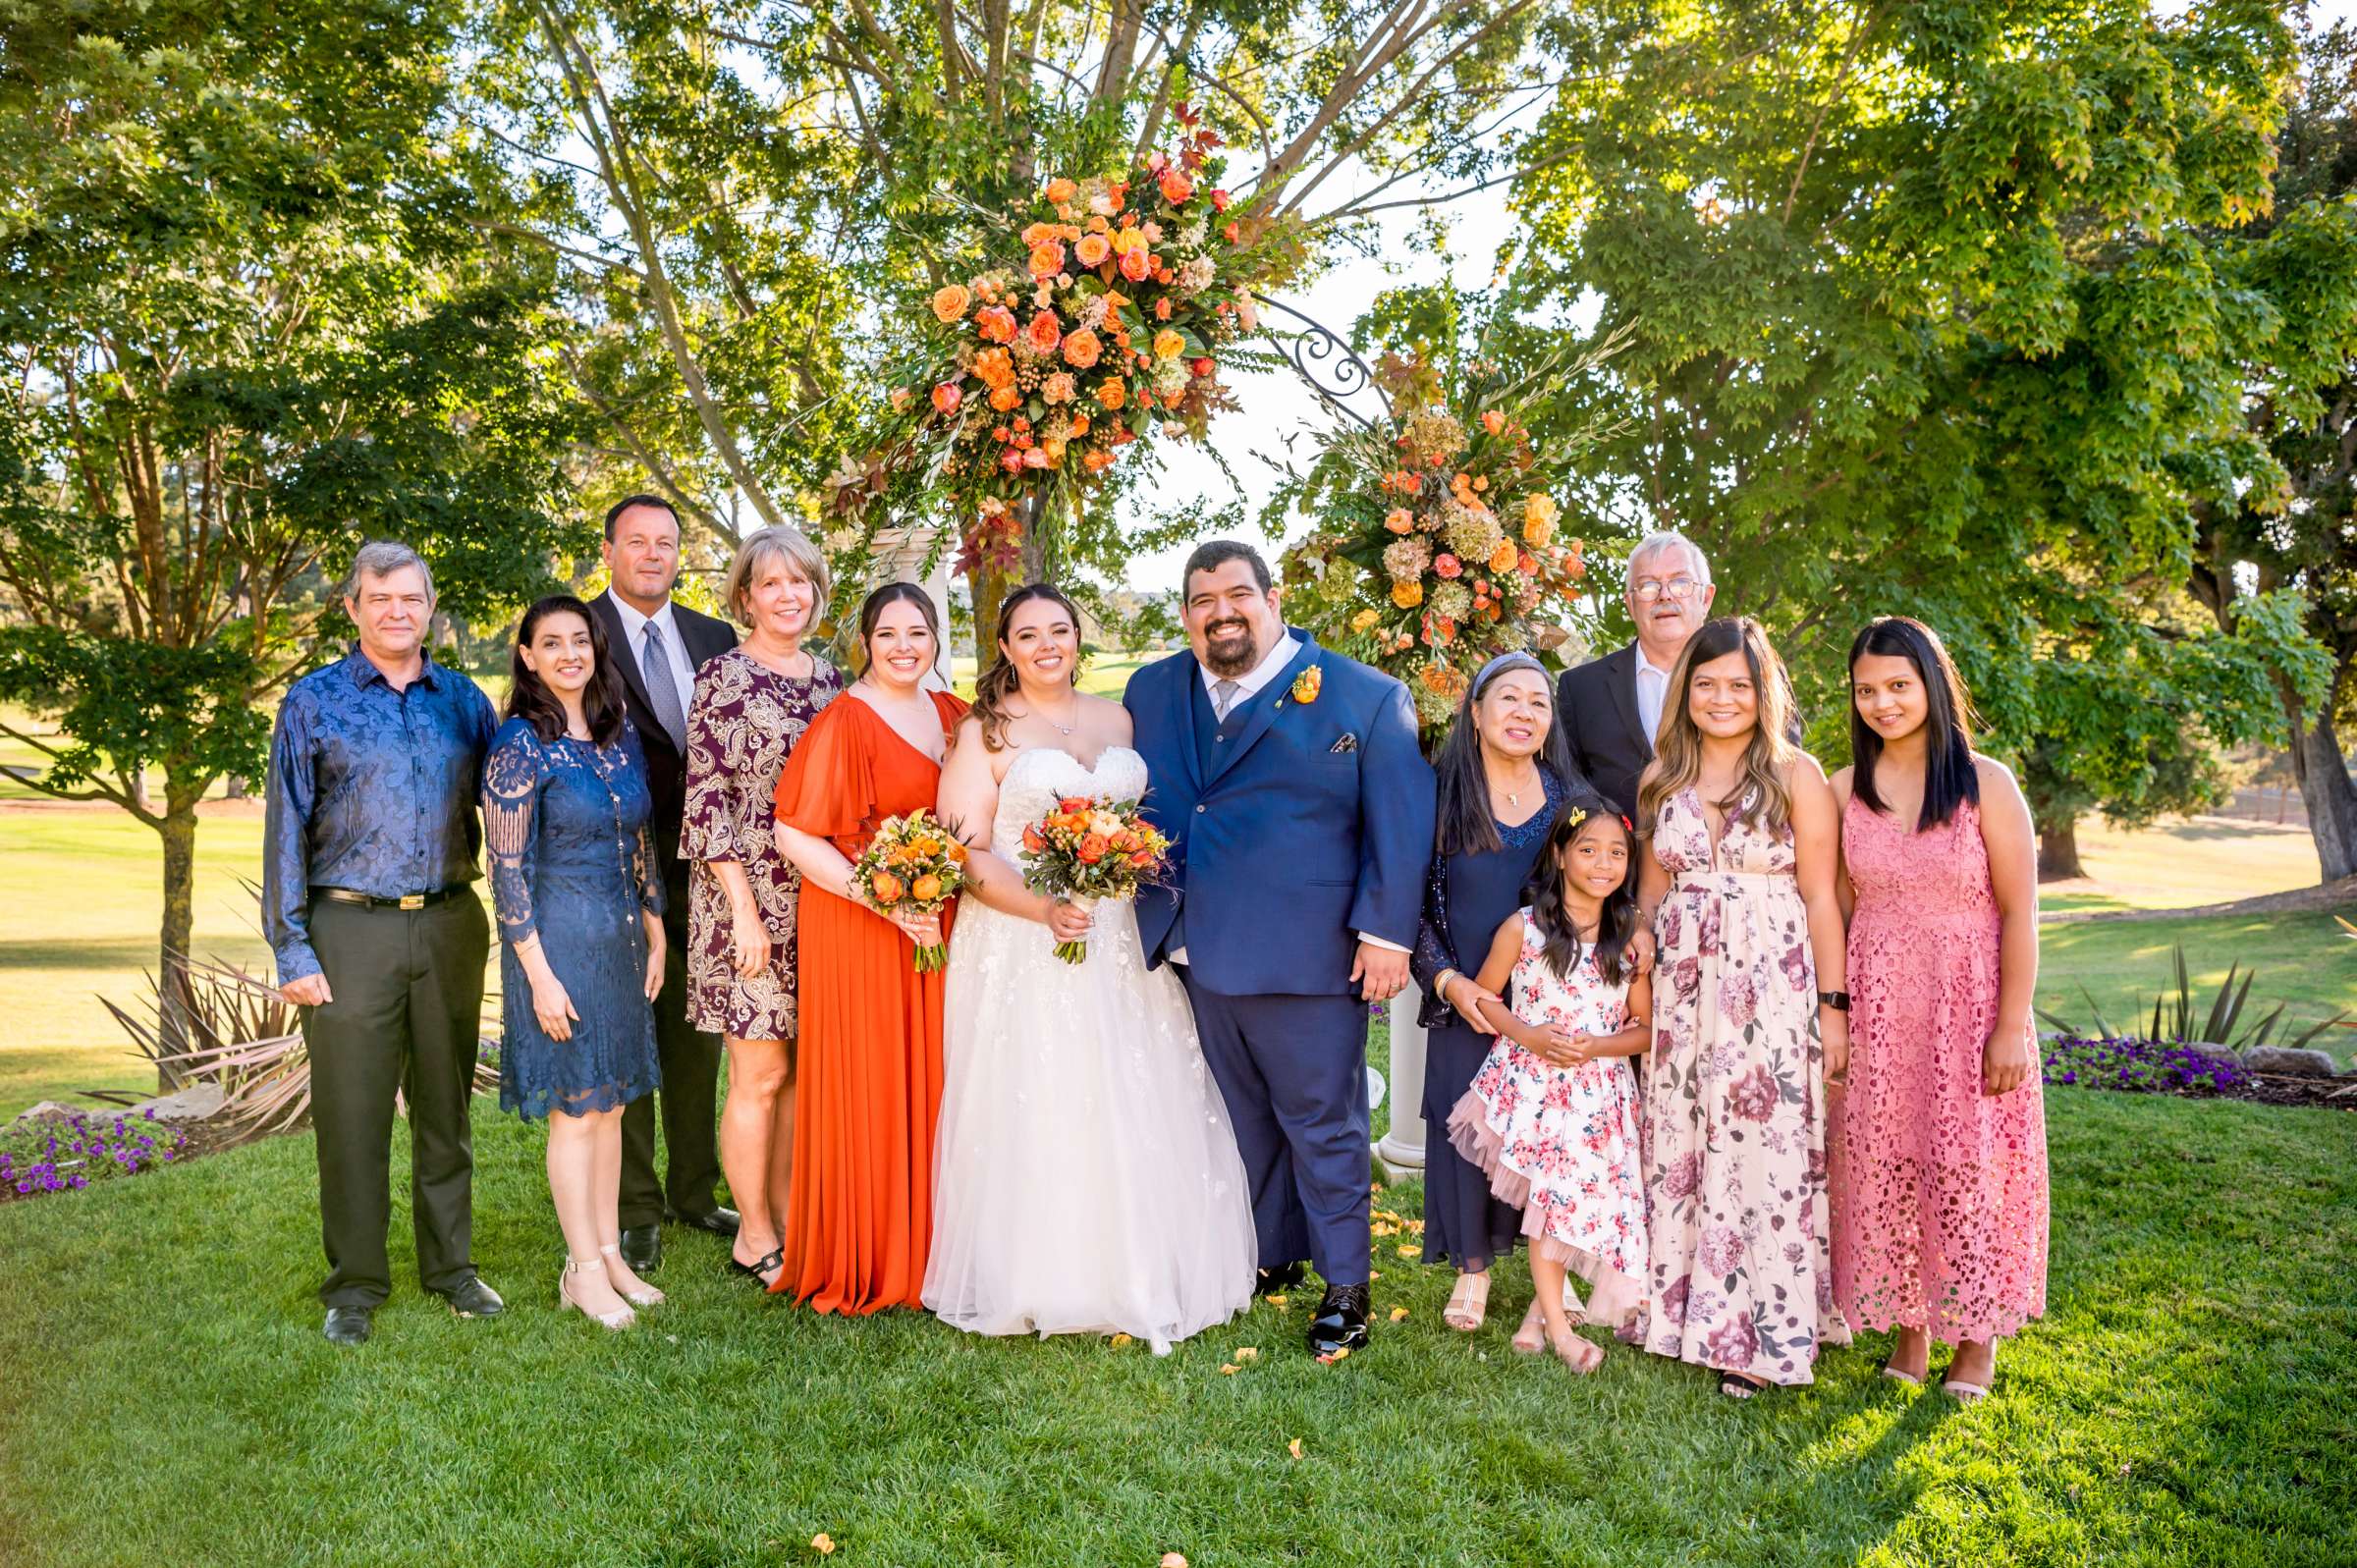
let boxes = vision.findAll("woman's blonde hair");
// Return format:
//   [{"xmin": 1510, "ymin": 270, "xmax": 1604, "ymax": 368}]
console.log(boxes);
[
  {"xmin": 1637, "ymin": 616, "xmax": 1800, "ymax": 838},
  {"xmin": 719, "ymin": 525, "xmax": 830, "ymax": 628}
]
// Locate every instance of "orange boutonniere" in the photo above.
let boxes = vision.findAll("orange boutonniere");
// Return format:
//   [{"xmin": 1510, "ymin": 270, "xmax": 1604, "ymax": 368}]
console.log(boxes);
[{"xmin": 1290, "ymin": 666, "xmax": 1323, "ymax": 706}]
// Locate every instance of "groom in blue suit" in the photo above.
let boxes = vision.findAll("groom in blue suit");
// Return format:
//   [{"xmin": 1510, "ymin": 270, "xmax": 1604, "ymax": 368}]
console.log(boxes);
[{"xmin": 1125, "ymin": 541, "xmax": 1436, "ymax": 1356}]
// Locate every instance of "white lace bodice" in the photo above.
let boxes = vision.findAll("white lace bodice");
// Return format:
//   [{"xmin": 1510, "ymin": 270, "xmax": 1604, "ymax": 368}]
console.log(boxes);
[{"xmin": 988, "ymin": 745, "xmax": 1150, "ymax": 860}]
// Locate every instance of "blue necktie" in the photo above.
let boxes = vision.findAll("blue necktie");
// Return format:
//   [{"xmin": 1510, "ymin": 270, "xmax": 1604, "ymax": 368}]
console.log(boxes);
[{"xmin": 640, "ymin": 621, "xmax": 688, "ymax": 750}]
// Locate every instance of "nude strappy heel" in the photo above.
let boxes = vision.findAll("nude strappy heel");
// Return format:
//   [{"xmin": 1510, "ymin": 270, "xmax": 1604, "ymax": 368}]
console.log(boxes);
[
  {"xmin": 599, "ymin": 1243, "xmax": 664, "ymax": 1307},
  {"xmin": 558, "ymin": 1256, "xmax": 636, "ymax": 1330}
]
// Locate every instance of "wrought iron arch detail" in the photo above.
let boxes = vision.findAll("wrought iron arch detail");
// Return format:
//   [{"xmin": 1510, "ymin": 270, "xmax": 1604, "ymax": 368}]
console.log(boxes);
[{"xmin": 1251, "ymin": 292, "xmax": 1394, "ymax": 432}]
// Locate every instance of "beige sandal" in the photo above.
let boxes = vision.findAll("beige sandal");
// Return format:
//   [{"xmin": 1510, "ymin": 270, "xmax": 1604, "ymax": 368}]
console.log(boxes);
[
  {"xmin": 1442, "ymin": 1271, "xmax": 1490, "ymax": 1332},
  {"xmin": 1547, "ymin": 1323, "xmax": 1605, "ymax": 1376},
  {"xmin": 1510, "ymin": 1297, "xmax": 1546, "ymax": 1355}
]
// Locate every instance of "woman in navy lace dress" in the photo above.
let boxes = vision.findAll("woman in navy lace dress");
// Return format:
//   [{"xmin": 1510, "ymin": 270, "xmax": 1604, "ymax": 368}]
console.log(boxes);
[
  {"xmin": 483, "ymin": 595, "xmax": 667, "ymax": 1331},
  {"xmin": 1410, "ymin": 654, "xmax": 1597, "ymax": 1346}
]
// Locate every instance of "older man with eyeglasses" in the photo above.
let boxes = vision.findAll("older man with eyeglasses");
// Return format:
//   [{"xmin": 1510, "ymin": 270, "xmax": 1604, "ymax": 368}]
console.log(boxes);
[{"xmin": 1555, "ymin": 529, "xmax": 1719, "ymax": 818}]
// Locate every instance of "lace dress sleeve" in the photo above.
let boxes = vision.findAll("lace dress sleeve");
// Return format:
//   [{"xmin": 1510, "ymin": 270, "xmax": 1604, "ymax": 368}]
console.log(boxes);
[
  {"xmin": 481, "ymin": 725, "xmax": 545, "ymax": 945},
  {"xmin": 1409, "ymin": 849, "xmax": 1456, "ymax": 1031},
  {"xmin": 621, "ymin": 724, "xmax": 665, "ymax": 918}
]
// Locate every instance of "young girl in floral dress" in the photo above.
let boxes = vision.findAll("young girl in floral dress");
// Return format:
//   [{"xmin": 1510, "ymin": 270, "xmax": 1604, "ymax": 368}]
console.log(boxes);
[{"xmin": 1446, "ymin": 801, "xmax": 1652, "ymax": 1374}]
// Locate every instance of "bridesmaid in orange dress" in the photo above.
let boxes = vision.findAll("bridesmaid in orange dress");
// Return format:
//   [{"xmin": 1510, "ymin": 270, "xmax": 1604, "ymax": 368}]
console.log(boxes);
[{"xmin": 771, "ymin": 583, "xmax": 968, "ymax": 1314}]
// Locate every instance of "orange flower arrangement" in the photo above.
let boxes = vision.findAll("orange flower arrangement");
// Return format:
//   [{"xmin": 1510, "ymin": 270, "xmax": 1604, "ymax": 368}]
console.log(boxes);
[
  {"xmin": 1017, "ymin": 794, "xmax": 1172, "ymax": 963},
  {"xmin": 868, "ymin": 104, "xmax": 1269, "ymax": 577},
  {"xmin": 849, "ymin": 811, "xmax": 967, "ymax": 973}
]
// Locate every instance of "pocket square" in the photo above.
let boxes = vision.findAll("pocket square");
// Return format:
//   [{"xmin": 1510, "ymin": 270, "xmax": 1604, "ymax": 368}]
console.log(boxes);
[{"xmin": 1329, "ymin": 733, "xmax": 1359, "ymax": 755}]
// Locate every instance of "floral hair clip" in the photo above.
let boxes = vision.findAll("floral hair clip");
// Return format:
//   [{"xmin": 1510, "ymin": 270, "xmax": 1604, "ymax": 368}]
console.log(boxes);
[{"xmin": 1562, "ymin": 804, "xmax": 1589, "ymax": 832}]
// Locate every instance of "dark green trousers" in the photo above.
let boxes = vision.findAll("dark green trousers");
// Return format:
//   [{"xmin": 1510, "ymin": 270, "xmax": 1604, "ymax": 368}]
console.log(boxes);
[
  {"xmin": 618, "ymin": 896, "xmax": 724, "ymax": 1227},
  {"xmin": 304, "ymin": 894, "xmax": 490, "ymax": 1308}
]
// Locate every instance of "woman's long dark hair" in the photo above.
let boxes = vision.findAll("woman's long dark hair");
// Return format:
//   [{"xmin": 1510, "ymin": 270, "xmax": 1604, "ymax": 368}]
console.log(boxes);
[
  {"xmin": 1526, "ymin": 795, "xmax": 1640, "ymax": 985},
  {"xmin": 508, "ymin": 595, "xmax": 627, "ymax": 746},
  {"xmin": 1432, "ymin": 654, "xmax": 1584, "ymax": 856},
  {"xmin": 1849, "ymin": 616, "xmax": 1980, "ymax": 830},
  {"xmin": 855, "ymin": 580, "xmax": 941, "ymax": 675},
  {"xmin": 970, "ymin": 582, "xmax": 1082, "ymax": 752}
]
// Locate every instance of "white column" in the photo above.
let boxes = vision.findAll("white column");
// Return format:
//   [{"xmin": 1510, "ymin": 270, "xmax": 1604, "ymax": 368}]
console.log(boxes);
[{"xmin": 1376, "ymin": 985, "xmax": 1428, "ymax": 1181}]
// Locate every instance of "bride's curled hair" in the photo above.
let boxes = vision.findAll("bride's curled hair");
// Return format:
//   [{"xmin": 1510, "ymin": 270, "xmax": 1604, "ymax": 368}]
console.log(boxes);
[{"xmin": 970, "ymin": 582, "xmax": 1083, "ymax": 752}]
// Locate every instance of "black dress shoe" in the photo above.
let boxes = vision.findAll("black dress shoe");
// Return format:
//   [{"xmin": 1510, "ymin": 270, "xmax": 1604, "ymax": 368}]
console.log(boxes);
[
  {"xmin": 435, "ymin": 1276, "xmax": 506, "ymax": 1319},
  {"xmin": 1307, "ymin": 1282, "xmax": 1372, "ymax": 1357},
  {"xmin": 676, "ymin": 1207, "xmax": 740, "ymax": 1238},
  {"xmin": 322, "ymin": 1305, "xmax": 373, "ymax": 1346},
  {"xmin": 1256, "ymin": 1262, "xmax": 1307, "ymax": 1298},
  {"xmin": 619, "ymin": 1224, "xmax": 662, "ymax": 1272}
]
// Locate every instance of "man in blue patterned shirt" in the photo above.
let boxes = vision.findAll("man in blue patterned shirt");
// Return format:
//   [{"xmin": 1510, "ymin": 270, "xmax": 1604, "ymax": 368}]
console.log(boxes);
[{"xmin": 264, "ymin": 541, "xmax": 505, "ymax": 1345}]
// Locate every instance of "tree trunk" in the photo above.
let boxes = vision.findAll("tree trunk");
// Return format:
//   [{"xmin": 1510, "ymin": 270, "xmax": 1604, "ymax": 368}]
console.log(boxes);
[
  {"xmin": 2283, "ymin": 677, "xmax": 2357, "ymax": 884},
  {"xmin": 154, "ymin": 803, "xmax": 199, "ymax": 1090},
  {"xmin": 2036, "ymin": 813, "xmax": 2084, "ymax": 882},
  {"xmin": 970, "ymin": 560, "xmax": 1010, "ymax": 671}
]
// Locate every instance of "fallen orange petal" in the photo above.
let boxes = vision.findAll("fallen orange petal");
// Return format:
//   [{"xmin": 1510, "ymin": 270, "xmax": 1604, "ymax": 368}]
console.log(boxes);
[
  {"xmin": 1220, "ymin": 1363, "xmax": 1238, "ymax": 1375},
  {"xmin": 1288, "ymin": 1437, "xmax": 1304, "ymax": 1460},
  {"xmin": 1391, "ymin": 1306, "xmax": 1410, "ymax": 1322},
  {"xmin": 1265, "ymin": 1294, "xmax": 1288, "ymax": 1307},
  {"xmin": 1162, "ymin": 1556, "xmax": 1189, "ymax": 1568},
  {"xmin": 811, "ymin": 1534, "xmax": 837, "ymax": 1556},
  {"xmin": 1397, "ymin": 1244, "xmax": 1419, "ymax": 1257},
  {"xmin": 1110, "ymin": 1332, "xmax": 1134, "ymax": 1348},
  {"xmin": 1235, "ymin": 1346, "xmax": 1260, "ymax": 1361}
]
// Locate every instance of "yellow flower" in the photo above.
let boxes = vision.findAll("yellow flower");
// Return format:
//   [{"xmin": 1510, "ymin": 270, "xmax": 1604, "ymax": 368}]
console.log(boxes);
[
  {"xmin": 1390, "ymin": 1306, "xmax": 1410, "ymax": 1323},
  {"xmin": 1391, "ymin": 579, "xmax": 1424, "ymax": 610},
  {"xmin": 1522, "ymin": 492, "xmax": 1560, "ymax": 547},
  {"xmin": 1288, "ymin": 1438, "xmax": 1305, "ymax": 1460},
  {"xmin": 1349, "ymin": 608, "xmax": 1381, "ymax": 633},
  {"xmin": 1489, "ymin": 538, "xmax": 1520, "ymax": 574},
  {"xmin": 1152, "ymin": 328, "xmax": 1186, "ymax": 361},
  {"xmin": 811, "ymin": 1535, "xmax": 837, "ymax": 1556},
  {"xmin": 1110, "ymin": 1332, "xmax": 1134, "ymax": 1347},
  {"xmin": 1290, "ymin": 666, "xmax": 1323, "ymax": 705}
]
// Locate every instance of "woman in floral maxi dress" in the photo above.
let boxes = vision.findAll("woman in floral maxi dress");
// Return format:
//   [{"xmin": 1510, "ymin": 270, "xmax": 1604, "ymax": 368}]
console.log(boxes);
[{"xmin": 1634, "ymin": 617, "xmax": 1852, "ymax": 1396}]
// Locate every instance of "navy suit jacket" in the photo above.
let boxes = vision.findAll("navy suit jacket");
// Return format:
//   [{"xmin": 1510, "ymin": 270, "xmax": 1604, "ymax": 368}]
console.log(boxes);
[{"xmin": 1124, "ymin": 629, "xmax": 1436, "ymax": 998}]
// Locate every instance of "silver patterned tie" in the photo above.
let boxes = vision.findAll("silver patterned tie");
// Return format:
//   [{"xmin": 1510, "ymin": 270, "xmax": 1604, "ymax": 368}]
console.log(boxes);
[
  {"xmin": 1212, "ymin": 678, "xmax": 1241, "ymax": 722},
  {"xmin": 640, "ymin": 621, "xmax": 689, "ymax": 750}
]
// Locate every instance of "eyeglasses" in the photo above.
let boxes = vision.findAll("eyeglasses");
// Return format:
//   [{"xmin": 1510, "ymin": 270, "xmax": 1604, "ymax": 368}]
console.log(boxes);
[{"xmin": 1630, "ymin": 575, "xmax": 1702, "ymax": 602}]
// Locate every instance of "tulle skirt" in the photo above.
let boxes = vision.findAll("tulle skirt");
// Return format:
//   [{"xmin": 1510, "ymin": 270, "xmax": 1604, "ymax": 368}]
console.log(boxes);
[{"xmin": 924, "ymin": 894, "xmax": 1256, "ymax": 1354}]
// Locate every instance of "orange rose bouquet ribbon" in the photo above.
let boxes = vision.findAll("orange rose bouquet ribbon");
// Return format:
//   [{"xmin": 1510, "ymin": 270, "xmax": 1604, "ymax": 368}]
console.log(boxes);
[
  {"xmin": 1016, "ymin": 794, "xmax": 1172, "ymax": 964},
  {"xmin": 850, "ymin": 810, "xmax": 968, "ymax": 973}
]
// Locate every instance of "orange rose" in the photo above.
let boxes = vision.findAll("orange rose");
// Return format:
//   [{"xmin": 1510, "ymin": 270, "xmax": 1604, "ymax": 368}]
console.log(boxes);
[
  {"xmin": 1385, "ymin": 508, "xmax": 1413, "ymax": 534},
  {"xmin": 869, "ymin": 871, "xmax": 905, "ymax": 905},
  {"xmin": 1211, "ymin": 189, "xmax": 1232, "ymax": 211},
  {"xmin": 911, "ymin": 874, "xmax": 942, "ymax": 901},
  {"xmin": 1062, "ymin": 327, "xmax": 1102, "ymax": 368},
  {"xmin": 1119, "ymin": 246, "xmax": 1151, "ymax": 283},
  {"xmin": 1489, "ymin": 539, "xmax": 1520, "ymax": 574},
  {"xmin": 1078, "ymin": 835, "xmax": 1110, "ymax": 864},
  {"xmin": 1058, "ymin": 796, "xmax": 1091, "ymax": 812},
  {"xmin": 947, "ymin": 841, "xmax": 969, "ymax": 863},
  {"xmin": 975, "ymin": 304, "xmax": 1018, "ymax": 344},
  {"xmin": 1392, "ymin": 579, "xmax": 1424, "ymax": 609},
  {"xmin": 1024, "ymin": 310, "xmax": 1063, "ymax": 354},
  {"xmin": 1074, "ymin": 233, "xmax": 1112, "ymax": 268},
  {"xmin": 1084, "ymin": 449, "xmax": 1116, "ymax": 473},
  {"xmin": 1096, "ymin": 379, "xmax": 1126, "ymax": 410},
  {"xmin": 1435, "ymin": 553, "xmax": 1462, "ymax": 579},
  {"xmin": 1152, "ymin": 328, "xmax": 1185, "ymax": 361},
  {"xmin": 930, "ymin": 382, "xmax": 962, "ymax": 416},
  {"xmin": 1021, "ymin": 446, "xmax": 1050, "ymax": 468},
  {"xmin": 1045, "ymin": 176, "xmax": 1077, "ymax": 204},
  {"xmin": 931, "ymin": 284, "xmax": 971, "ymax": 323},
  {"xmin": 1028, "ymin": 240, "xmax": 1067, "ymax": 279},
  {"xmin": 1190, "ymin": 356, "xmax": 1215, "ymax": 378},
  {"xmin": 989, "ymin": 384, "xmax": 1020, "ymax": 411},
  {"xmin": 1481, "ymin": 408, "xmax": 1505, "ymax": 435},
  {"xmin": 1069, "ymin": 413, "xmax": 1091, "ymax": 436},
  {"xmin": 1021, "ymin": 220, "xmax": 1060, "ymax": 246},
  {"xmin": 973, "ymin": 348, "xmax": 1014, "ymax": 389},
  {"xmin": 1159, "ymin": 169, "xmax": 1193, "ymax": 204}
]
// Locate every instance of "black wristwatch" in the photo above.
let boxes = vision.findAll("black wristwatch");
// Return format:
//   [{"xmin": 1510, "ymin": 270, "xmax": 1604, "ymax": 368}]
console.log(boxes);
[{"xmin": 1818, "ymin": 991, "xmax": 1851, "ymax": 1012}]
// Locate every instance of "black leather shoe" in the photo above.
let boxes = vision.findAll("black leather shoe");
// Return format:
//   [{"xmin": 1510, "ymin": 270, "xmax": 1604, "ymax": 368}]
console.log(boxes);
[
  {"xmin": 435, "ymin": 1276, "xmax": 506, "ymax": 1319},
  {"xmin": 1307, "ymin": 1283, "xmax": 1371, "ymax": 1357},
  {"xmin": 676, "ymin": 1207, "xmax": 740, "ymax": 1238},
  {"xmin": 619, "ymin": 1224, "xmax": 662, "ymax": 1272},
  {"xmin": 1256, "ymin": 1262, "xmax": 1307, "ymax": 1298},
  {"xmin": 323, "ymin": 1305, "xmax": 373, "ymax": 1346}
]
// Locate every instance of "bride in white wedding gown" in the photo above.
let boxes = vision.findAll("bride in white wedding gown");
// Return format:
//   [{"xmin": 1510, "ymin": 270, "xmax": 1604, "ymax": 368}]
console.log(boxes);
[{"xmin": 925, "ymin": 588, "xmax": 1255, "ymax": 1353}]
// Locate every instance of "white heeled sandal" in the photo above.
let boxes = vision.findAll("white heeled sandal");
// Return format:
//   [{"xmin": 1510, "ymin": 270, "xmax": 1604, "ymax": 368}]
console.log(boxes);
[
  {"xmin": 600, "ymin": 1243, "xmax": 665, "ymax": 1308},
  {"xmin": 558, "ymin": 1256, "xmax": 636, "ymax": 1330}
]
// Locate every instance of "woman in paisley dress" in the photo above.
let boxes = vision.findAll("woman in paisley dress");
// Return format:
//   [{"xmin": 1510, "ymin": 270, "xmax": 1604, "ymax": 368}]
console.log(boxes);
[
  {"xmin": 925, "ymin": 584, "xmax": 1255, "ymax": 1352},
  {"xmin": 482, "ymin": 596, "xmax": 667, "ymax": 1330},
  {"xmin": 1634, "ymin": 617, "xmax": 1852, "ymax": 1397},
  {"xmin": 679, "ymin": 526, "xmax": 843, "ymax": 1288},
  {"xmin": 1833, "ymin": 617, "xmax": 2046, "ymax": 1402}
]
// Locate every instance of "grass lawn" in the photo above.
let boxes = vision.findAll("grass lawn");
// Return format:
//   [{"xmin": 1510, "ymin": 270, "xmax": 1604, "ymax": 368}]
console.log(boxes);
[
  {"xmin": 0, "ymin": 1087, "xmax": 2351, "ymax": 1565},
  {"xmin": 2038, "ymin": 911, "xmax": 2356, "ymax": 1051}
]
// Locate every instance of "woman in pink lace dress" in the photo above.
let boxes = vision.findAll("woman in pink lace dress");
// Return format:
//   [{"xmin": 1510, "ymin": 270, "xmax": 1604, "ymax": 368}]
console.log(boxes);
[
  {"xmin": 1833, "ymin": 617, "xmax": 2046, "ymax": 1402},
  {"xmin": 1634, "ymin": 618, "xmax": 1852, "ymax": 1398}
]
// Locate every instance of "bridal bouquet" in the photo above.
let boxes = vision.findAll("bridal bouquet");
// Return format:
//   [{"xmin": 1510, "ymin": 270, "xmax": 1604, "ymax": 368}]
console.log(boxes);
[
  {"xmin": 1017, "ymin": 795, "xmax": 1171, "ymax": 964},
  {"xmin": 851, "ymin": 810, "xmax": 968, "ymax": 973}
]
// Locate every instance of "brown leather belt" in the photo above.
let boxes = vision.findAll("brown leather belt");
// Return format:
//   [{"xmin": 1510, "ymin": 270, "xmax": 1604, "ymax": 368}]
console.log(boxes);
[{"xmin": 311, "ymin": 886, "xmax": 469, "ymax": 912}]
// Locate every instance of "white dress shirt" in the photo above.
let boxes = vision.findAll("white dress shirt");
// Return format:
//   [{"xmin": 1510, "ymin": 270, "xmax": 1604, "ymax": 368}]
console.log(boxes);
[
  {"xmin": 1172, "ymin": 632, "xmax": 1404, "ymax": 963},
  {"xmin": 608, "ymin": 594, "xmax": 699, "ymax": 709},
  {"xmin": 1634, "ymin": 645, "xmax": 1676, "ymax": 753}
]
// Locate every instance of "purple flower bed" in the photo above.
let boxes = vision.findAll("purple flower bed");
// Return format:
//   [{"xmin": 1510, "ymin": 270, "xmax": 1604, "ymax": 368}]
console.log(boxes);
[
  {"xmin": 0, "ymin": 1108, "xmax": 190, "ymax": 1199},
  {"xmin": 2043, "ymin": 1035, "xmax": 2247, "ymax": 1096}
]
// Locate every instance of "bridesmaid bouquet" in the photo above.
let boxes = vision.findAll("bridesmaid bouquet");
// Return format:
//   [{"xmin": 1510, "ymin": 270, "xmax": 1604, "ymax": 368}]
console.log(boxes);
[
  {"xmin": 1017, "ymin": 795, "xmax": 1172, "ymax": 963},
  {"xmin": 851, "ymin": 810, "xmax": 968, "ymax": 972}
]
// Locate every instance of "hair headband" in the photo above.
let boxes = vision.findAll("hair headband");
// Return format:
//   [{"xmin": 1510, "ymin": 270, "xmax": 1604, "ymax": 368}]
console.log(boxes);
[{"xmin": 1472, "ymin": 651, "xmax": 1545, "ymax": 694}]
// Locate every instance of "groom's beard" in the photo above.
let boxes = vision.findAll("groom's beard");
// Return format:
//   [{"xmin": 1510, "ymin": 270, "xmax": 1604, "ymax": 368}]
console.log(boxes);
[{"xmin": 1201, "ymin": 618, "xmax": 1261, "ymax": 677}]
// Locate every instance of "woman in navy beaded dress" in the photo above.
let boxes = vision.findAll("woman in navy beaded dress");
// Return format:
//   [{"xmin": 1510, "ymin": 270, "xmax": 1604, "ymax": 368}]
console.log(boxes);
[{"xmin": 483, "ymin": 595, "xmax": 667, "ymax": 1331}]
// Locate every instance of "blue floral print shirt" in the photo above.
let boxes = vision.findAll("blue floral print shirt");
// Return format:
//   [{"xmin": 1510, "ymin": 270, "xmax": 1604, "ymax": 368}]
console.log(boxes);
[{"xmin": 262, "ymin": 649, "xmax": 499, "ymax": 981}]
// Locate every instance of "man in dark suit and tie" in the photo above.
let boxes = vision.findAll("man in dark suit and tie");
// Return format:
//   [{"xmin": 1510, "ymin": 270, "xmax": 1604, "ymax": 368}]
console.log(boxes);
[
  {"xmin": 588, "ymin": 495, "xmax": 741, "ymax": 1271},
  {"xmin": 1557, "ymin": 530, "xmax": 1718, "ymax": 818}
]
